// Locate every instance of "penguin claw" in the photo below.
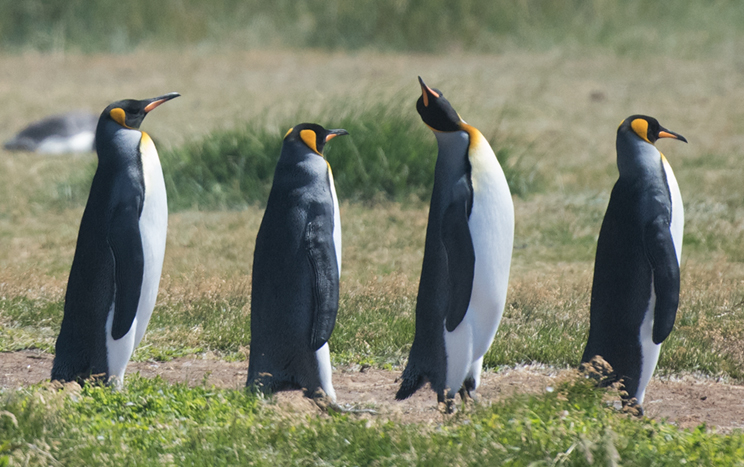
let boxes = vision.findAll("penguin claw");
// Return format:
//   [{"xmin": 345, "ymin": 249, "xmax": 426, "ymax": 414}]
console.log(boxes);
[
  {"xmin": 438, "ymin": 398, "xmax": 457, "ymax": 415},
  {"xmin": 622, "ymin": 398, "xmax": 644, "ymax": 417},
  {"xmin": 311, "ymin": 388, "xmax": 378, "ymax": 415}
]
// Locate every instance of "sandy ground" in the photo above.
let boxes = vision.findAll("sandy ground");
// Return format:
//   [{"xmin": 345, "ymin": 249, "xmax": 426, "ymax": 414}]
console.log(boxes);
[{"xmin": 2, "ymin": 350, "xmax": 743, "ymax": 432}]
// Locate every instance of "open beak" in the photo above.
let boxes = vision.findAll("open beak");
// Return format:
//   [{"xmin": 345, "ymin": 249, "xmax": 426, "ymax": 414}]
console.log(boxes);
[
  {"xmin": 325, "ymin": 129, "xmax": 349, "ymax": 142},
  {"xmin": 144, "ymin": 92, "xmax": 181, "ymax": 113},
  {"xmin": 658, "ymin": 128, "xmax": 688, "ymax": 144}
]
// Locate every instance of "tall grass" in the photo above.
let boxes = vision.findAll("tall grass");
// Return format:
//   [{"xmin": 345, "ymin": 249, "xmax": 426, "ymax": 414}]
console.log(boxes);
[
  {"xmin": 57, "ymin": 99, "xmax": 540, "ymax": 211},
  {"xmin": 162, "ymin": 102, "xmax": 441, "ymax": 209},
  {"xmin": 2, "ymin": 0, "xmax": 743, "ymax": 56}
]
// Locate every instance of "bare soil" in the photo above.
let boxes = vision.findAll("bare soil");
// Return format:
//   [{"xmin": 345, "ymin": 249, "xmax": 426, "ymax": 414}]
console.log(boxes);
[{"xmin": 3, "ymin": 350, "xmax": 743, "ymax": 432}]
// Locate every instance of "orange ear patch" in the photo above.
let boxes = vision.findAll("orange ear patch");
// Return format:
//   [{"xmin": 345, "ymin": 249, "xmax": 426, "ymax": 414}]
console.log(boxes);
[
  {"xmin": 630, "ymin": 118, "xmax": 651, "ymax": 143},
  {"xmin": 300, "ymin": 129, "xmax": 319, "ymax": 154},
  {"xmin": 110, "ymin": 108, "xmax": 127, "ymax": 127}
]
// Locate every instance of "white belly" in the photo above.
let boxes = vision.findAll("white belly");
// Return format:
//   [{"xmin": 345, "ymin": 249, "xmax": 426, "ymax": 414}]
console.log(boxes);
[
  {"xmin": 462, "ymin": 131, "xmax": 514, "ymax": 359},
  {"xmin": 315, "ymin": 164, "xmax": 339, "ymax": 401},
  {"xmin": 636, "ymin": 157, "xmax": 683, "ymax": 404},
  {"xmin": 662, "ymin": 157, "xmax": 684, "ymax": 261},
  {"xmin": 327, "ymin": 165, "xmax": 342, "ymax": 276},
  {"xmin": 443, "ymin": 129, "xmax": 514, "ymax": 395},
  {"xmin": 467, "ymin": 184, "xmax": 514, "ymax": 357},
  {"xmin": 105, "ymin": 134, "xmax": 167, "ymax": 385},
  {"xmin": 637, "ymin": 279, "xmax": 659, "ymax": 404},
  {"xmin": 134, "ymin": 133, "xmax": 168, "ymax": 348}
]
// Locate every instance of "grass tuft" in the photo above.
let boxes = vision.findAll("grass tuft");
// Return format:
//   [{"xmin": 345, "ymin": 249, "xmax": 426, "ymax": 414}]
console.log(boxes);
[{"xmin": 57, "ymin": 99, "xmax": 541, "ymax": 211}]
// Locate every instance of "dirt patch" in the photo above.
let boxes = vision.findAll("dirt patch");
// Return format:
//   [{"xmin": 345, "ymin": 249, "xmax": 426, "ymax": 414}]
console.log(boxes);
[{"xmin": 2, "ymin": 350, "xmax": 743, "ymax": 432}]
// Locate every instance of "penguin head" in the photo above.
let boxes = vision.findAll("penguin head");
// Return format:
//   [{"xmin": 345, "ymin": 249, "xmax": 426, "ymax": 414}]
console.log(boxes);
[
  {"xmin": 416, "ymin": 76, "xmax": 462, "ymax": 132},
  {"xmin": 618, "ymin": 115, "xmax": 687, "ymax": 145},
  {"xmin": 100, "ymin": 92, "xmax": 181, "ymax": 130},
  {"xmin": 283, "ymin": 123, "xmax": 349, "ymax": 156}
]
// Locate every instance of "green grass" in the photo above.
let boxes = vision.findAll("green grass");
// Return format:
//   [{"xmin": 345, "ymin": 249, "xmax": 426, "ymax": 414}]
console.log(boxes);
[
  {"xmin": 2, "ymin": 376, "xmax": 743, "ymax": 465},
  {"xmin": 57, "ymin": 100, "xmax": 542, "ymax": 211},
  {"xmin": 4, "ymin": 42, "xmax": 744, "ymax": 463},
  {"xmin": 2, "ymin": 0, "xmax": 744, "ymax": 57},
  {"xmin": 3, "ymin": 262, "xmax": 744, "ymax": 380}
]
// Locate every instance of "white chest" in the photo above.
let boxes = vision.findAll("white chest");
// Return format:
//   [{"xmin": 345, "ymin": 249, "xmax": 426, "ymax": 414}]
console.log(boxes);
[
  {"xmin": 662, "ymin": 156, "xmax": 684, "ymax": 263},
  {"xmin": 451, "ymin": 129, "xmax": 514, "ymax": 359},
  {"xmin": 134, "ymin": 133, "xmax": 167, "ymax": 346},
  {"xmin": 326, "ymin": 163, "xmax": 342, "ymax": 276}
]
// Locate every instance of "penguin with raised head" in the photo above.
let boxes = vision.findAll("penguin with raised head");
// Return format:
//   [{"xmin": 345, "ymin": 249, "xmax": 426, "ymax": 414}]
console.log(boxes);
[
  {"xmin": 581, "ymin": 115, "xmax": 686, "ymax": 412},
  {"xmin": 247, "ymin": 123, "xmax": 348, "ymax": 401},
  {"xmin": 396, "ymin": 77, "xmax": 514, "ymax": 408},
  {"xmin": 51, "ymin": 93, "xmax": 180, "ymax": 387}
]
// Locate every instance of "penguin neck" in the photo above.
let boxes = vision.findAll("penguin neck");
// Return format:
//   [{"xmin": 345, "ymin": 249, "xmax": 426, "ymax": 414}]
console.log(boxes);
[
  {"xmin": 279, "ymin": 139, "xmax": 323, "ymax": 165},
  {"xmin": 615, "ymin": 133, "xmax": 663, "ymax": 181},
  {"xmin": 433, "ymin": 130, "xmax": 469, "ymax": 162},
  {"xmin": 96, "ymin": 120, "xmax": 142, "ymax": 167}
]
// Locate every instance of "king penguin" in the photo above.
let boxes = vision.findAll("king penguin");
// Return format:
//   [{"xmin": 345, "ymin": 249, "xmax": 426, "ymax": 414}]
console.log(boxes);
[
  {"xmin": 247, "ymin": 123, "xmax": 348, "ymax": 401},
  {"xmin": 581, "ymin": 115, "xmax": 686, "ymax": 412},
  {"xmin": 51, "ymin": 92, "xmax": 180, "ymax": 387},
  {"xmin": 396, "ymin": 77, "xmax": 514, "ymax": 408}
]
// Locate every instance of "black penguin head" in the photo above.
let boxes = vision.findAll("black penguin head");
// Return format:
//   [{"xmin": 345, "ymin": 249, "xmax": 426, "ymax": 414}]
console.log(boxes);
[
  {"xmin": 618, "ymin": 115, "xmax": 687, "ymax": 145},
  {"xmin": 415, "ymin": 77, "xmax": 462, "ymax": 132},
  {"xmin": 283, "ymin": 123, "xmax": 349, "ymax": 156},
  {"xmin": 101, "ymin": 92, "xmax": 181, "ymax": 130}
]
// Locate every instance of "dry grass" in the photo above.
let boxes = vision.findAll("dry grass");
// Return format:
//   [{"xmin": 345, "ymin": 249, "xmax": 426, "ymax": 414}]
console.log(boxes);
[{"xmin": 0, "ymin": 48, "xmax": 743, "ymax": 377}]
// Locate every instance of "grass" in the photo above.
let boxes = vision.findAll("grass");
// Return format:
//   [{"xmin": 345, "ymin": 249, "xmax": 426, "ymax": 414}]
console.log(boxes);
[
  {"xmin": 2, "ymin": 0, "xmax": 744, "ymax": 59},
  {"xmin": 3, "ymin": 257, "xmax": 744, "ymax": 380},
  {"xmin": 56, "ymin": 99, "xmax": 542, "ymax": 211},
  {"xmin": 2, "ymin": 35, "xmax": 744, "ymax": 463},
  {"xmin": 2, "ymin": 376, "xmax": 744, "ymax": 465}
]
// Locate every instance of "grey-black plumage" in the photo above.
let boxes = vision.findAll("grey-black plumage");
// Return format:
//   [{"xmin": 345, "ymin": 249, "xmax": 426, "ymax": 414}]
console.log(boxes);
[
  {"xmin": 247, "ymin": 123, "xmax": 347, "ymax": 401},
  {"xmin": 51, "ymin": 93, "xmax": 179, "ymax": 385},
  {"xmin": 581, "ymin": 115, "xmax": 686, "ymax": 410}
]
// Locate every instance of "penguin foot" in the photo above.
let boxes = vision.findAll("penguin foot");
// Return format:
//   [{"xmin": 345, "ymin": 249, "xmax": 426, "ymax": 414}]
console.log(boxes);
[
  {"xmin": 458, "ymin": 386, "xmax": 473, "ymax": 402},
  {"xmin": 621, "ymin": 398, "xmax": 644, "ymax": 417},
  {"xmin": 437, "ymin": 393, "xmax": 458, "ymax": 414},
  {"xmin": 579, "ymin": 355, "xmax": 616, "ymax": 387},
  {"xmin": 459, "ymin": 377, "xmax": 477, "ymax": 402},
  {"xmin": 106, "ymin": 374, "xmax": 124, "ymax": 391},
  {"xmin": 438, "ymin": 399, "xmax": 457, "ymax": 415},
  {"xmin": 312, "ymin": 389, "xmax": 377, "ymax": 415}
]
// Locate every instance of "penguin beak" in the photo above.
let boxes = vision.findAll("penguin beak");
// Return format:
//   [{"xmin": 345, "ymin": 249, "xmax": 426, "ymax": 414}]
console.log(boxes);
[
  {"xmin": 324, "ymin": 129, "xmax": 349, "ymax": 142},
  {"xmin": 418, "ymin": 76, "xmax": 439, "ymax": 107},
  {"xmin": 144, "ymin": 92, "xmax": 181, "ymax": 113},
  {"xmin": 658, "ymin": 128, "xmax": 688, "ymax": 143}
]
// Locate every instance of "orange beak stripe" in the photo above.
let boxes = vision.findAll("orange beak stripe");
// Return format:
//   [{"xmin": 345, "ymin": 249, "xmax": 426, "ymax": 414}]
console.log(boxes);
[
  {"xmin": 658, "ymin": 130, "xmax": 678, "ymax": 140},
  {"xmin": 144, "ymin": 98, "xmax": 168, "ymax": 113},
  {"xmin": 420, "ymin": 83, "xmax": 439, "ymax": 108}
]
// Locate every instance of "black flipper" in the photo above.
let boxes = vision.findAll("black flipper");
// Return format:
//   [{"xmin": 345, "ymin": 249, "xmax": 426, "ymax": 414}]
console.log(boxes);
[
  {"xmin": 305, "ymin": 205, "xmax": 340, "ymax": 351},
  {"xmin": 643, "ymin": 216, "xmax": 680, "ymax": 344},
  {"xmin": 108, "ymin": 201, "xmax": 145, "ymax": 340},
  {"xmin": 441, "ymin": 176, "xmax": 475, "ymax": 332}
]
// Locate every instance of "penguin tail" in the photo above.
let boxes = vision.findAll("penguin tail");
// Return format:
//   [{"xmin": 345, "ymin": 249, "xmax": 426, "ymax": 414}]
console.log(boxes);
[{"xmin": 395, "ymin": 369, "xmax": 426, "ymax": 401}]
